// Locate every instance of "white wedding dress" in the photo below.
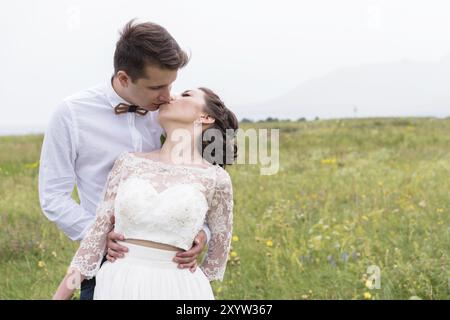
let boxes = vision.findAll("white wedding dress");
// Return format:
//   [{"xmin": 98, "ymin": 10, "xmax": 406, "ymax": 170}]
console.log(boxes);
[{"xmin": 68, "ymin": 152, "xmax": 233, "ymax": 300}]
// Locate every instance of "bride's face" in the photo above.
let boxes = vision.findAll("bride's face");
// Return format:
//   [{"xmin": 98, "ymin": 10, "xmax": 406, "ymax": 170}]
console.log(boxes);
[{"xmin": 157, "ymin": 89, "xmax": 209, "ymax": 125}]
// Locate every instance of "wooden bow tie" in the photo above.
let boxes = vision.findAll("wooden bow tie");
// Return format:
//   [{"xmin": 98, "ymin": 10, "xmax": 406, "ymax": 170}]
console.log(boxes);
[{"xmin": 114, "ymin": 103, "xmax": 149, "ymax": 116}]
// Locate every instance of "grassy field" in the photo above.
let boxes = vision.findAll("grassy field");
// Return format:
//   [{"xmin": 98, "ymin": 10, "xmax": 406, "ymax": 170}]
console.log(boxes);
[{"xmin": 0, "ymin": 117, "xmax": 449, "ymax": 299}]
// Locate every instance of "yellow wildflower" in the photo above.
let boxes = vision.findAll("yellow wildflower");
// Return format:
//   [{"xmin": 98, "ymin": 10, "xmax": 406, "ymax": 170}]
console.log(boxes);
[
  {"xmin": 232, "ymin": 235, "xmax": 239, "ymax": 242},
  {"xmin": 365, "ymin": 279, "xmax": 374, "ymax": 289},
  {"xmin": 321, "ymin": 158, "xmax": 337, "ymax": 165},
  {"xmin": 266, "ymin": 240, "xmax": 273, "ymax": 247},
  {"xmin": 38, "ymin": 261, "xmax": 45, "ymax": 268},
  {"xmin": 25, "ymin": 161, "xmax": 39, "ymax": 169},
  {"xmin": 363, "ymin": 292, "xmax": 372, "ymax": 299}
]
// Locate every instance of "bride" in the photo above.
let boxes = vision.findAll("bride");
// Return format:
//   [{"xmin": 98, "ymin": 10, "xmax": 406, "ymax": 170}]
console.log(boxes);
[{"xmin": 53, "ymin": 87, "xmax": 238, "ymax": 300}]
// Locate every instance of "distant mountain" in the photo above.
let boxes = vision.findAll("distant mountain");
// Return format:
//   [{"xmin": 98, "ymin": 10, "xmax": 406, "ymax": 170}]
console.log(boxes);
[{"xmin": 239, "ymin": 55, "xmax": 450, "ymax": 120}]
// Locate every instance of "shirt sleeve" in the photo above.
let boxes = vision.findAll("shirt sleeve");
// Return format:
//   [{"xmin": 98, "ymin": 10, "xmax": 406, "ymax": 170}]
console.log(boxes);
[
  {"xmin": 202, "ymin": 223, "xmax": 211, "ymax": 244},
  {"xmin": 68, "ymin": 153, "xmax": 126, "ymax": 279},
  {"xmin": 38, "ymin": 101, "xmax": 93, "ymax": 241},
  {"xmin": 200, "ymin": 167, "xmax": 234, "ymax": 281}
]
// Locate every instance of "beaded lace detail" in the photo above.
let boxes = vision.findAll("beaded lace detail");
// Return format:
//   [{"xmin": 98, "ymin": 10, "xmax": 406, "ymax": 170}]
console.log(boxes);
[{"xmin": 69, "ymin": 152, "xmax": 233, "ymax": 281}]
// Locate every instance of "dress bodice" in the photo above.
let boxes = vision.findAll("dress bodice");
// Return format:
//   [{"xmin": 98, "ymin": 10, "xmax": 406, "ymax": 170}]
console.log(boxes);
[
  {"xmin": 114, "ymin": 156, "xmax": 214, "ymax": 250},
  {"xmin": 69, "ymin": 152, "xmax": 234, "ymax": 282}
]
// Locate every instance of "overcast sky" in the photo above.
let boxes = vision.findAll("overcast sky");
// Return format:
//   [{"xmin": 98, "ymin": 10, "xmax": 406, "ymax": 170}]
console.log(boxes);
[{"xmin": 1, "ymin": 0, "xmax": 449, "ymax": 130}]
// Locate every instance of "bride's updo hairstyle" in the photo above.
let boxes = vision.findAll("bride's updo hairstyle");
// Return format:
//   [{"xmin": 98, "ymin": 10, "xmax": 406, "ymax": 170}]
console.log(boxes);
[{"xmin": 198, "ymin": 88, "xmax": 239, "ymax": 169}]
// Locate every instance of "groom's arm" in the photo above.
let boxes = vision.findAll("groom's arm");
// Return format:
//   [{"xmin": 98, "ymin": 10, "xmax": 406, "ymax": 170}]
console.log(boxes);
[
  {"xmin": 171, "ymin": 222, "xmax": 210, "ymax": 272},
  {"xmin": 38, "ymin": 102, "xmax": 92, "ymax": 241},
  {"xmin": 202, "ymin": 223, "xmax": 211, "ymax": 244}
]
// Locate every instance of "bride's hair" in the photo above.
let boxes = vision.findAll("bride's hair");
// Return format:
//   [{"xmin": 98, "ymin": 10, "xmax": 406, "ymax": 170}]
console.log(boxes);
[{"xmin": 198, "ymin": 88, "xmax": 239, "ymax": 168}]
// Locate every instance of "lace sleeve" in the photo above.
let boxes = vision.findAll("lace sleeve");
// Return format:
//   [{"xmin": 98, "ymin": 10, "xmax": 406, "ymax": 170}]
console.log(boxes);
[
  {"xmin": 200, "ymin": 167, "xmax": 234, "ymax": 282},
  {"xmin": 68, "ymin": 152, "xmax": 127, "ymax": 279}
]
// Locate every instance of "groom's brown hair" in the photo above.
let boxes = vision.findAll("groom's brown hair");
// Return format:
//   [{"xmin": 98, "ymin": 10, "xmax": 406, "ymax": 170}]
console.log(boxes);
[{"xmin": 114, "ymin": 19, "xmax": 189, "ymax": 82}]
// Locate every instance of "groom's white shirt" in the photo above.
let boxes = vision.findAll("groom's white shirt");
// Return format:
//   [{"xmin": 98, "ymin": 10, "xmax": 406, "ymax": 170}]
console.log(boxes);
[{"xmin": 39, "ymin": 78, "xmax": 211, "ymax": 242}]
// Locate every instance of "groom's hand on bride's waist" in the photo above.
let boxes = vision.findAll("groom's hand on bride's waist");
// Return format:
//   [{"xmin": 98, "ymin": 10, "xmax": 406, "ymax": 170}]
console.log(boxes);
[
  {"xmin": 173, "ymin": 230, "xmax": 207, "ymax": 273},
  {"xmin": 106, "ymin": 215, "xmax": 128, "ymax": 262}
]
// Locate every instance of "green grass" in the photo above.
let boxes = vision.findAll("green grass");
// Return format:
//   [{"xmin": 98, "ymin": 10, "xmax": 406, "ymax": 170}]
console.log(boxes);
[{"xmin": 1, "ymin": 117, "xmax": 449, "ymax": 299}]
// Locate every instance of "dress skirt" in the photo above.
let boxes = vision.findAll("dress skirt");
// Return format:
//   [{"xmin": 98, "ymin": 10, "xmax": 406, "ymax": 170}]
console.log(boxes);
[{"xmin": 93, "ymin": 241, "xmax": 214, "ymax": 300}]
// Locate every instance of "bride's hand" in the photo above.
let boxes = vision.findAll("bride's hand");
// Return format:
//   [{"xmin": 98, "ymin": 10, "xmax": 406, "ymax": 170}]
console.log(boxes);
[
  {"xmin": 53, "ymin": 268, "xmax": 82, "ymax": 300},
  {"xmin": 173, "ymin": 230, "xmax": 207, "ymax": 272}
]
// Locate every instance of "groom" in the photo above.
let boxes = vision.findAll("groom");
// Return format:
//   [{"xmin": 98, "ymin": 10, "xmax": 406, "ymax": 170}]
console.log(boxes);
[{"xmin": 38, "ymin": 20, "xmax": 210, "ymax": 300}]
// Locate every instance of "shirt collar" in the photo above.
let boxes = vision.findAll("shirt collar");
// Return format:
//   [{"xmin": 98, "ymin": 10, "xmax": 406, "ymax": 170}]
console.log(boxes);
[{"xmin": 105, "ymin": 76, "xmax": 132, "ymax": 109}]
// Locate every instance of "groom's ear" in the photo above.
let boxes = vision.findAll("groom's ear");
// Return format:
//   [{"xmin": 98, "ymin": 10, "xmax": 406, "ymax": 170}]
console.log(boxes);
[{"xmin": 116, "ymin": 71, "xmax": 132, "ymax": 87}]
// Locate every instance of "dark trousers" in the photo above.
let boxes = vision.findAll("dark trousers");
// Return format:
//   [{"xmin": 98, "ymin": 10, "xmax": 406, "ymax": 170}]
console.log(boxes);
[{"xmin": 79, "ymin": 256, "xmax": 107, "ymax": 300}]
